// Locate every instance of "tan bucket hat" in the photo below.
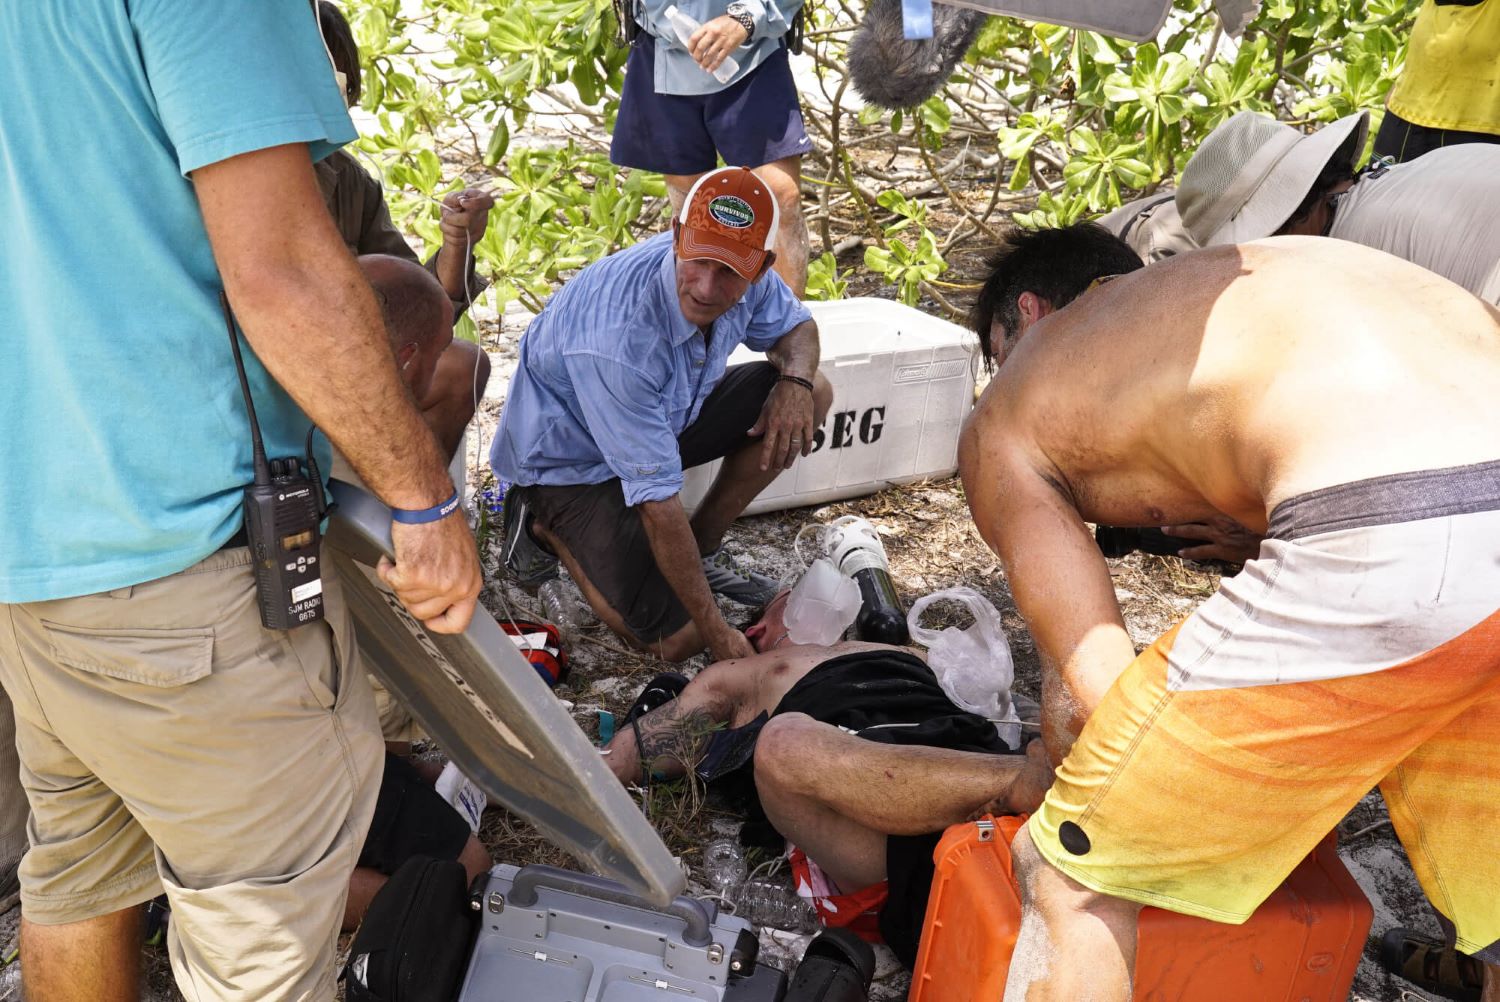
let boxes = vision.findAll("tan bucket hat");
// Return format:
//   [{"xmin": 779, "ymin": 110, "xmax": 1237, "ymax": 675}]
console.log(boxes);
[{"xmin": 1177, "ymin": 110, "xmax": 1369, "ymax": 246}]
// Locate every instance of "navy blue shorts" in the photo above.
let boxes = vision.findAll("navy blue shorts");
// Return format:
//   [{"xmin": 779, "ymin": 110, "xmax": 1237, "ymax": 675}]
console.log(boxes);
[{"xmin": 610, "ymin": 34, "xmax": 811, "ymax": 176}]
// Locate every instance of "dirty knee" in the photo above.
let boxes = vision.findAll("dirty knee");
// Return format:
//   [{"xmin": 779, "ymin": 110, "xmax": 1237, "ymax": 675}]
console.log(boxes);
[{"xmin": 752, "ymin": 713, "xmax": 821, "ymax": 789}]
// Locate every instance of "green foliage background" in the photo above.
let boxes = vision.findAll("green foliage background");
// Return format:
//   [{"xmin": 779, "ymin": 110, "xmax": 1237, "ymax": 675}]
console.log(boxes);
[{"xmin": 343, "ymin": 0, "xmax": 1419, "ymax": 316}]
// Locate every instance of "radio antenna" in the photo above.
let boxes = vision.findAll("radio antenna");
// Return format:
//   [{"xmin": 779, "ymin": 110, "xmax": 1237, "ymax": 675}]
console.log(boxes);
[{"xmin": 220, "ymin": 292, "xmax": 272, "ymax": 487}]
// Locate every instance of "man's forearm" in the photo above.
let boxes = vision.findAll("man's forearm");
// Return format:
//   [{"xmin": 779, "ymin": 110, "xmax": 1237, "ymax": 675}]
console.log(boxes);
[
  {"xmin": 195, "ymin": 145, "xmax": 452, "ymax": 510},
  {"xmin": 766, "ymin": 320, "xmax": 819, "ymax": 381},
  {"xmin": 639, "ymin": 496, "xmax": 726, "ymax": 637},
  {"xmin": 239, "ymin": 266, "xmax": 451, "ymax": 508},
  {"xmin": 959, "ymin": 419, "xmax": 1135, "ymax": 761},
  {"xmin": 430, "ymin": 247, "xmax": 478, "ymax": 314}
]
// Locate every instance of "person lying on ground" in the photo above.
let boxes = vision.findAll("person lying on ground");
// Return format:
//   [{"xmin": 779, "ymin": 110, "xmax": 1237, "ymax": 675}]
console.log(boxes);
[
  {"xmin": 960, "ymin": 222, "xmax": 1500, "ymax": 1002},
  {"xmin": 318, "ymin": 0, "xmax": 493, "ymax": 457},
  {"xmin": 492, "ymin": 165, "xmax": 833, "ymax": 663},
  {"xmin": 602, "ymin": 589, "xmax": 1052, "ymax": 966}
]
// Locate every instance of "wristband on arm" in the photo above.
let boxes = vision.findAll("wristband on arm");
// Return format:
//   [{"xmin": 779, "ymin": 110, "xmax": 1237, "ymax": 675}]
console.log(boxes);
[
  {"xmin": 777, "ymin": 373, "xmax": 816, "ymax": 392},
  {"xmin": 391, "ymin": 490, "xmax": 461, "ymax": 525}
]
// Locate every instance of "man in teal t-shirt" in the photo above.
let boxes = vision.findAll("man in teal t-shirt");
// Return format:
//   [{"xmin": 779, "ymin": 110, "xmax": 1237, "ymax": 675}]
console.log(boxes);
[{"xmin": 0, "ymin": 3, "xmax": 482, "ymax": 999}]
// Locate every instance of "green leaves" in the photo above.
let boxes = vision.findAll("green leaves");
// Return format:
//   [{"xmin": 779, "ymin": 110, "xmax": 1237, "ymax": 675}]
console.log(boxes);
[
  {"xmin": 1102, "ymin": 44, "xmax": 1196, "ymax": 174},
  {"xmin": 336, "ymin": 0, "xmax": 1418, "ymax": 322},
  {"xmin": 1062, "ymin": 128, "xmax": 1152, "ymax": 210},
  {"xmin": 864, "ymin": 190, "xmax": 947, "ymax": 306},
  {"xmin": 805, "ymin": 252, "xmax": 849, "ymax": 301}
]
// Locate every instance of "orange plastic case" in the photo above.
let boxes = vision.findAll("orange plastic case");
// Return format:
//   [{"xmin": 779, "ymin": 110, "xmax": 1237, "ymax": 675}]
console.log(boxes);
[{"xmin": 909, "ymin": 816, "xmax": 1372, "ymax": 1002}]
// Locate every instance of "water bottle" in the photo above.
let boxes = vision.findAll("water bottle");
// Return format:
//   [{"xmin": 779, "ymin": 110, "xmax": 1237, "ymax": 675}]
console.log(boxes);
[
  {"xmin": 537, "ymin": 576, "xmax": 583, "ymax": 643},
  {"xmin": 733, "ymin": 878, "xmax": 819, "ymax": 933},
  {"xmin": 701, "ymin": 838, "xmax": 747, "ymax": 898},
  {"xmin": 825, "ymin": 516, "xmax": 910, "ymax": 645},
  {"xmin": 663, "ymin": 5, "xmax": 740, "ymax": 84}
]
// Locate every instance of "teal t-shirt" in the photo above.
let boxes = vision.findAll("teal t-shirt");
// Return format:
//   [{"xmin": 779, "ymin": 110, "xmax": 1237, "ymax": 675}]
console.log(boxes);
[{"xmin": 0, "ymin": 1, "xmax": 357, "ymax": 602}]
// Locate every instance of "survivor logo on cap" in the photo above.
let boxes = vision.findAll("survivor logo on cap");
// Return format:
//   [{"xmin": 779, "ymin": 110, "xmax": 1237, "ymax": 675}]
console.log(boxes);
[
  {"xmin": 676, "ymin": 166, "xmax": 780, "ymax": 281},
  {"xmin": 708, "ymin": 195, "xmax": 755, "ymax": 229}
]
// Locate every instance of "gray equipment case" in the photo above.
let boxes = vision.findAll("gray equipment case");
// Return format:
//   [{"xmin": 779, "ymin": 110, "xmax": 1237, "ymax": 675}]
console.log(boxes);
[
  {"xmin": 460, "ymin": 864, "xmax": 787, "ymax": 1002},
  {"xmin": 327, "ymin": 484, "xmax": 787, "ymax": 999}
]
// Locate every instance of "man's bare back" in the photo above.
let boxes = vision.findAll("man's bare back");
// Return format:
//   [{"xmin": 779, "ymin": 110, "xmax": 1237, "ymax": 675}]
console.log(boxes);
[
  {"xmin": 962, "ymin": 236, "xmax": 1500, "ymax": 749},
  {"xmin": 975, "ymin": 237, "xmax": 1500, "ymax": 531}
]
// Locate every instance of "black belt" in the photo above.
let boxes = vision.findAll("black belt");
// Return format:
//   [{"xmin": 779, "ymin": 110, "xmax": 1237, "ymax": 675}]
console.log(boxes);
[{"xmin": 218, "ymin": 525, "xmax": 250, "ymax": 551}]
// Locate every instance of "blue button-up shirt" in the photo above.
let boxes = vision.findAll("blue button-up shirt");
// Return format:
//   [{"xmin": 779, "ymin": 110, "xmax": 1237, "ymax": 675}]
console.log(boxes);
[
  {"xmin": 491, "ymin": 232, "xmax": 814, "ymax": 506},
  {"xmin": 638, "ymin": 0, "xmax": 803, "ymax": 96}
]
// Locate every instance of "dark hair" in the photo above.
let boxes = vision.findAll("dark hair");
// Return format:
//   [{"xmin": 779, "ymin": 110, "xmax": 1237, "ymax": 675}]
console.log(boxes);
[
  {"xmin": 969, "ymin": 222, "xmax": 1145, "ymax": 371},
  {"xmin": 1278, "ymin": 128, "xmax": 1360, "ymax": 234},
  {"xmin": 359, "ymin": 255, "xmax": 451, "ymax": 355},
  {"xmin": 318, "ymin": 1, "xmax": 362, "ymax": 107}
]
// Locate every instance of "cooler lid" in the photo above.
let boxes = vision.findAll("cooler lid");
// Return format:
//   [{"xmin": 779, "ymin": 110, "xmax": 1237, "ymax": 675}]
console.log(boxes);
[
  {"xmin": 324, "ymin": 482, "xmax": 685, "ymax": 906},
  {"xmin": 731, "ymin": 297, "xmax": 975, "ymax": 365}
]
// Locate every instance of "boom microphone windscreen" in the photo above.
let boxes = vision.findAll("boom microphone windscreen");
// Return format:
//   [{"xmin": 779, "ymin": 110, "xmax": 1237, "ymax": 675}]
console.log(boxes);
[{"xmin": 848, "ymin": 0, "xmax": 987, "ymax": 109}]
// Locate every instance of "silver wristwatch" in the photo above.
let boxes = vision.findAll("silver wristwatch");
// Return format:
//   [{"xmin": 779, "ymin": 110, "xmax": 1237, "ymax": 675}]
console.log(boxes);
[{"xmin": 725, "ymin": 2, "xmax": 755, "ymax": 35}]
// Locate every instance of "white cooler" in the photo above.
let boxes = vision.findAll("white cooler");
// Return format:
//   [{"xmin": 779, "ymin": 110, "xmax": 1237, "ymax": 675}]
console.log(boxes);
[{"xmin": 682, "ymin": 297, "xmax": 979, "ymax": 515}]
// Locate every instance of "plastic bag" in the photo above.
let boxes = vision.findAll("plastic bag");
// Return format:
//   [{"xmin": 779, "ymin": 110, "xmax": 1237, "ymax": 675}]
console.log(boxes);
[{"xmin": 907, "ymin": 588, "xmax": 1020, "ymax": 745}]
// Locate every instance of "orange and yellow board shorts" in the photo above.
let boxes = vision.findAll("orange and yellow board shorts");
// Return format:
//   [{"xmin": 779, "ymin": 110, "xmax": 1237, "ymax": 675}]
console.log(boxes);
[{"xmin": 1031, "ymin": 460, "xmax": 1500, "ymax": 962}]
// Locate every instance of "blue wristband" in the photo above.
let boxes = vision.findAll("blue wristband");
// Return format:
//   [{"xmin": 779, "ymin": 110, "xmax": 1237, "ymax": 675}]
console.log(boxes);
[{"xmin": 391, "ymin": 491, "xmax": 461, "ymax": 525}]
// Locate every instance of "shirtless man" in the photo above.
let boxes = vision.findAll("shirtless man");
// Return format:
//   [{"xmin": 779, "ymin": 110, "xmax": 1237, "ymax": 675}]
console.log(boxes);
[
  {"xmin": 604, "ymin": 590, "xmax": 1051, "ymax": 965},
  {"xmin": 958, "ymin": 222, "xmax": 1500, "ymax": 1000}
]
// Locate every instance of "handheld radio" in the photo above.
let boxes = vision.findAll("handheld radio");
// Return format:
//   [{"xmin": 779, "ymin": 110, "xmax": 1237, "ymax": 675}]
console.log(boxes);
[{"xmin": 221, "ymin": 293, "xmax": 329, "ymax": 630}]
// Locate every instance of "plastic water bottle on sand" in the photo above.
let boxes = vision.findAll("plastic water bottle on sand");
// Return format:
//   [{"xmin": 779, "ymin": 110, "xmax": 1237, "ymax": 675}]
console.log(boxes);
[
  {"xmin": 664, "ymin": 5, "xmax": 739, "ymax": 84},
  {"xmin": 538, "ymin": 577, "xmax": 584, "ymax": 643}
]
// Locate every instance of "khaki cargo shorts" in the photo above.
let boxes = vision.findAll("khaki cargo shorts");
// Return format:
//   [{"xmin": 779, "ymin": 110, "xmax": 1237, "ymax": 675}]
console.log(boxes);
[{"xmin": 0, "ymin": 546, "xmax": 383, "ymax": 1001}]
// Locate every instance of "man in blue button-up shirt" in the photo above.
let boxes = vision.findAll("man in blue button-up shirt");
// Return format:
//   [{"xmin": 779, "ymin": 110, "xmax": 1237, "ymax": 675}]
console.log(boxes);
[
  {"xmin": 492, "ymin": 168, "xmax": 831, "ymax": 662},
  {"xmin": 610, "ymin": 0, "xmax": 813, "ymax": 295}
]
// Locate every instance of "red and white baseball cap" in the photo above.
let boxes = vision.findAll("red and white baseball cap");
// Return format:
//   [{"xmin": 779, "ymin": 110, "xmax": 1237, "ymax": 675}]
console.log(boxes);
[{"xmin": 675, "ymin": 166, "xmax": 780, "ymax": 280}]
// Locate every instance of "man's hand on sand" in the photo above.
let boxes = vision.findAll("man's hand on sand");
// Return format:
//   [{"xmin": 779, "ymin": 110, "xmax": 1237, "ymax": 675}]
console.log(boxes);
[
  {"xmin": 378, "ymin": 515, "xmax": 483, "ymax": 633},
  {"xmin": 749, "ymin": 380, "xmax": 815, "ymax": 472},
  {"xmin": 1161, "ymin": 515, "xmax": 1263, "ymax": 564}
]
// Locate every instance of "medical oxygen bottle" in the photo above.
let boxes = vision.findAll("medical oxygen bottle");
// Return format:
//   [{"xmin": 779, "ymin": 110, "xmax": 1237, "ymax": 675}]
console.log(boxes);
[{"xmin": 824, "ymin": 516, "xmax": 910, "ymax": 645}]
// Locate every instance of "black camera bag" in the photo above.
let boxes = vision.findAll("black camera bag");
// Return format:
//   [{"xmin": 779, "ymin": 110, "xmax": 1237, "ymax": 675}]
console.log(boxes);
[{"xmin": 345, "ymin": 855, "xmax": 478, "ymax": 1002}]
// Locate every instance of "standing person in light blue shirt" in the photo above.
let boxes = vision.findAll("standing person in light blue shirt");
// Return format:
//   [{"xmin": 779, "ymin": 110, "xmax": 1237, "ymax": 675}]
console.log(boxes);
[
  {"xmin": 0, "ymin": 2, "xmax": 480, "ymax": 998},
  {"xmin": 610, "ymin": 0, "xmax": 813, "ymax": 295},
  {"xmin": 493, "ymin": 167, "xmax": 832, "ymax": 663}
]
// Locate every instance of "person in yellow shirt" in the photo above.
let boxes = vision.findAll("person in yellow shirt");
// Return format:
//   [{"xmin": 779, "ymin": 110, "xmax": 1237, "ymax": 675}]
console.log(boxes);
[{"xmin": 1374, "ymin": 0, "xmax": 1500, "ymax": 162}]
